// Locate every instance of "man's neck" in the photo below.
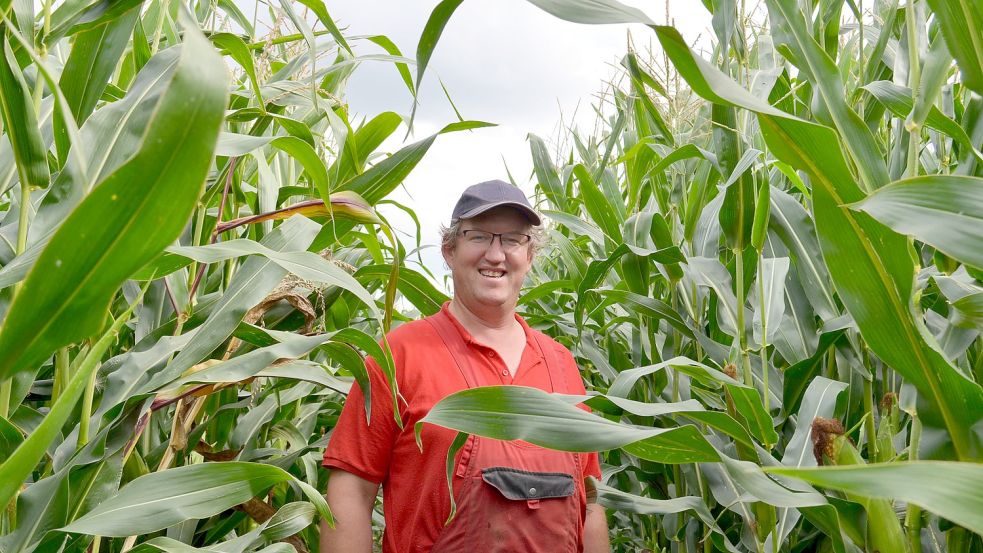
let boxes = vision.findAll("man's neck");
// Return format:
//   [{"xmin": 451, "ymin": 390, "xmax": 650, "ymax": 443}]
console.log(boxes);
[{"xmin": 448, "ymin": 299, "xmax": 519, "ymax": 339}]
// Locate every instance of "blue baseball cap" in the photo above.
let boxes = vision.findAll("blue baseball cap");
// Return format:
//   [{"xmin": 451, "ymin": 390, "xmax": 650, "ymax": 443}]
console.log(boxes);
[{"xmin": 451, "ymin": 179, "xmax": 541, "ymax": 225}]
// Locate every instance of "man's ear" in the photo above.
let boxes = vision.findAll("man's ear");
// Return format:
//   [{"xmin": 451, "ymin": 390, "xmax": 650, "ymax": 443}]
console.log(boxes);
[{"xmin": 441, "ymin": 242, "xmax": 453, "ymax": 265}]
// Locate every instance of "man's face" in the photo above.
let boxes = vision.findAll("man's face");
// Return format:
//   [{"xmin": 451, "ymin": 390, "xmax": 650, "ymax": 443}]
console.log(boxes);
[{"xmin": 442, "ymin": 207, "xmax": 534, "ymax": 314}]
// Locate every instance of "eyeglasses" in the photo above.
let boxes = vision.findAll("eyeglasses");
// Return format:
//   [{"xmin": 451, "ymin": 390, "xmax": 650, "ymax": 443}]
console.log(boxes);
[{"xmin": 459, "ymin": 229, "xmax": 532, "ymax": 251}]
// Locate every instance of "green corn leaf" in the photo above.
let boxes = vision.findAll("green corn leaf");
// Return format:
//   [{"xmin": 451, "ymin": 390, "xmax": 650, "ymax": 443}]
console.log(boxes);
[
  {"xmin": 767, "ymin": 187, "xmax": 838, "ymax": 321},
  {"xmin": 356, "ymin": 264, "xmax": 449, "ymax": 316},
  {"xmin": 649, "ymin": 143, "xmax": 720, "ymax": 176},
  {"xmin": 133, "ymin": 501, "xmax": 315, "ymax": 553},
  {"xmin": 575, "ymin": 245, "xmax": 628, "ymax": 331},
  {"xmin": 0, "ymin": 36, "xmax": 49, "ymax": 190},
  {"xmin": 727, "ymin": 384, "xmax": 778, "ymax": 446},
  {"xmin": 366, "ymin": 35, "xmax": 415, "ymax": 96},
  {"xmin": 951, "ymin": 292, "xmax": 983, "ymax": 329},
  {"xmin": 581, "ymin": 395, "xmax": 755, "ymax": 449},
  {"xmin": 595, "ymin": 289, "xmax": 695, "ymax": 340},
  {"xmin": 45, "ymin": 0, "xmax": 143, "ymax": 43},
  {"xmin": 768, "ymin": 461, "xmax": 983, "ymax": 536},
  {"xmin": 0, "ymin": 416, "xmax": 22, "ymax": 464},
  {"xmin": 592, "ymin": 479, "xmax": 739, "ymax": 552},
  {"xmin": 851, "ymin": 175, "xmax": 983, "ymax": 270},
  {"xmin": 530, "ymin": 133, "xmax": 568, "ymax": 211},
  {"xmin": 684, "ymin": 257, "xmax": 741, "ymax": 337},
  {"xmin": 335, "ymin": 111, "xmax": 403, "ymax": 185},
  {"xmin": 410, "ymin": 0, "xmax": 465, "ymax": 129},
  {"xmin": 524, "ymin": 0, "xmax": 654, "ymax": 24},
  {"xmin": 149, "ymin": 236, "xmax": 382, "ymax": 321},
  {"xmin": 343, "ymin": 121, "xmax": 493, "ymax": 206},
  {"xmin": 782, "ymin": 328, "xmax": 848, "ymax": 415},
  {"xmin": 55, "ymin": 8, "xmax": 140, "ymax": 161},
  {"xmin": 862, "ymin": 80, "xmax": 983, "ymax": 163},
  {"xmin": 621, "ymin": 53, "xmax": 666, "ymax": 97},
  {"xmin": 774, "ymin": 377, "xmax": 849, "ymax": 547},
  {"xmin": 517, "ymin": 279, "xmax": 573, "ymax": 307},
  {"xmin": 750, "ymin": 182, "xmax": 771, "ymax": 252},
  {"xmin": 623, "ymin": 55, "xmax": 674, "ymax": 145},
  {"xmin": 292, "ymin": 0, "xmax": 351, "ymax": 54},
  {"xmin": 543, "ymin": 209, "xmax": 605, "ymax": 245},
  {"xmin": 718, "ymin": 146, "xmax": 759, "ymax": 251},
  {"xmin": 62, "ymin": 462, "xmax": 329, "ymax": 536},
  {"xmin": 607, "ymin": 356, "xmax": 739, "ymax": 398},
  {"xmin": 0, "ymin": 42, "xmax": 199, "ymax": 291},
  {"xmin": 155, "ymin": 333, "xmax": 336, "ymax": 402},
  {"xmin": 256, "ymin": 360, "xmax": 351, "ymax": 393},
  {"xmin": 211, "ymin": 32, "xmax": 265, "ymax": 108},
  {"xmin": 924, "ymin": 0, "xmax": 983, "ymax": 94},
  {"xmin": 414, "ymin": 0, "xmax": 464, "ymax": 90},
  {"xmin": 708, "ymin": 452, "xmax": 827, "ymax": 508},
  {"xmin": 417, "ymin": 385, "xmax": 719, "ymax": 463},
  {"xmin": 0, "ymin": 12, "xmax": 228, "ymax": 383},
  {"xmin": 751, "ymin": 257, "xmax": 789, "ymax": 346},
  {"xmin": 907, "ymin": 31, "xmax": 954, "ymax": 133},
  {"xmin": 573, "ymin": 164, "xmax": 623, "ymax": 243}
]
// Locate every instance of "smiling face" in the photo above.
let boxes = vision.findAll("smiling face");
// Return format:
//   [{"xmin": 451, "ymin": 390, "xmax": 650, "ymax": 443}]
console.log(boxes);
[{"xmin": 442, "ymin": 207, "xmax": 534, "ymax": 319}]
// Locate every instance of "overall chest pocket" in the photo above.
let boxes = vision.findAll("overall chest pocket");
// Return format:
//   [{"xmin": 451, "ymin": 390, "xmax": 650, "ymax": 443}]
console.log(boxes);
[
  {"xmin": 473, "ymin": 467, "xmax": 580, "ymax": 552},
  {"xmin": 481, "ymin": 467, "xmax": 575, "ymax": 507}
]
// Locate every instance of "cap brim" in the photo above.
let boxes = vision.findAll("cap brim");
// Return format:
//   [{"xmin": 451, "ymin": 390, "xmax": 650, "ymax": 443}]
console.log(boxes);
[{"xmin": 455, "ymin": 201, "xmax": 542, "ymax": 226}]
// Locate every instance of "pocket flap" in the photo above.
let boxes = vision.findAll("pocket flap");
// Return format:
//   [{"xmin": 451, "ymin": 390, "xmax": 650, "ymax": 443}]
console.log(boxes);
[{"xmin": 481, "ymin": 467, "xmax": 575, "ymax": 500}]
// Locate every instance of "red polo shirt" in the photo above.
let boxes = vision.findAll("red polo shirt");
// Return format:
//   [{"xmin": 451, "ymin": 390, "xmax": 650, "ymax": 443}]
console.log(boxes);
[{"xmin": 323, "ymin": 303, "xmax": 601, "ymax": 553}]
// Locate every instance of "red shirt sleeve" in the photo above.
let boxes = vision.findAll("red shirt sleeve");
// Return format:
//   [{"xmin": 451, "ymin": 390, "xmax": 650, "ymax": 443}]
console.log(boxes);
[
  {"xmin": 582, "ymin": 452, "xmax": 602, "ymax": 479},
  {"xmin": 322, "ymin": 355, "xmax": 398, "ymax": 484}
]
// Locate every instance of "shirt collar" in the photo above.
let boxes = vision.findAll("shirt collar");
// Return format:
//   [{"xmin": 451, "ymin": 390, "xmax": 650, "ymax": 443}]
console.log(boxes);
[{"xmin": 439, "ymin": 301, "xmax": 540, "ymax": 355}]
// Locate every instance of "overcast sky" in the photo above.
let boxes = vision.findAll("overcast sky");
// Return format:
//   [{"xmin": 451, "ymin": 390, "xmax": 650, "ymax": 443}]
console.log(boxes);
[{"xmin": 326, "ymin": 1, "xmax": 713, "ymax": 283}]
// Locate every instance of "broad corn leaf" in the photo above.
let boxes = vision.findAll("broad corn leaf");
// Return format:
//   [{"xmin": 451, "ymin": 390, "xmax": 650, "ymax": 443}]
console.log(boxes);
[{"xmin": 0, "ymin": 12, "xmax": 228, "ymax": 382}]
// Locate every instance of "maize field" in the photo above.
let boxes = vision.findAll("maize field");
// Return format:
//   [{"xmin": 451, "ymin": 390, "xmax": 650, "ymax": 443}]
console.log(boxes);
[{"xmin": 0, "ymin": 0, "xmax": 982, "ymax": 551}]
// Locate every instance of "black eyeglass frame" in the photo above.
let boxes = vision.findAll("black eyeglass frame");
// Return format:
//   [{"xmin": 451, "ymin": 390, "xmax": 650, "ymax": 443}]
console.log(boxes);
[{"xmin": 458, "ymin": 229, "xmax": 532, "ymax": 248}]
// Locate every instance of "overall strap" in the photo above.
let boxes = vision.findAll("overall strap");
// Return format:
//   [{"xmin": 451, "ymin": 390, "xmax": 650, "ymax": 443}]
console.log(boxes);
[
  {"xmin": 426, "ymin": 314, "xmax": 485, "ymax": 480},
  {"xmin": 531, "ymin": 332, "xmax": 567, "ymax": 393},
  {"xmin": 425, "ymin": 315, "xmax": 481, "ymax": 389},
  {"xmin": 530, "ymin": 332, "xmax": 583, "ymax": 483}
]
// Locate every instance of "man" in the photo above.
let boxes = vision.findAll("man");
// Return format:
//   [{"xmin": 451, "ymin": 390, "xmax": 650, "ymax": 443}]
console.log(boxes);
[{"xmin": 321, "ymin": 179, "xmax": 610, "ymax": 552}]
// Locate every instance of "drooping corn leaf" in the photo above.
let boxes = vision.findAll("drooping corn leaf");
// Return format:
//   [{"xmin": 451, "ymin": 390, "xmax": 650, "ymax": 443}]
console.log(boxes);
[
  {"xmin": 417, "ymin": 385, "xmax": 719, "ymax": 463},
  {"xmin": 851, "ymin": 175, "xmax": 983, "ymax": 270},
  {"xmin": 62, "ymin": 462, "xmax": 329, "ymax": 536},
  {"xmin": 768, "ymin": 461, "xmax": 983, "ymax": 535},
  {"xmin": 862, "ymin": 80, "xmax": 983, "ymax": 163}
]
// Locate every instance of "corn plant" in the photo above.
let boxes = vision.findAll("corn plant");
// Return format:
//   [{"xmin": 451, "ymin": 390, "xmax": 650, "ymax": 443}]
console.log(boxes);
[
  {"xmin": 415, "ymin": 0, "xmax": 983, "ymax": 552},
  {"xmin": 0, "ymin": 0, "xmax": 479, "ymax": 551}
]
